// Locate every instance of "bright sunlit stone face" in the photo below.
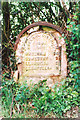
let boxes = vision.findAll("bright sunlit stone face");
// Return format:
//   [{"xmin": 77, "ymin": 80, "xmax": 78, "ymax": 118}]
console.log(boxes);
[{"xmin": 23, "ymin": 31, "xmax": 60, "ymax": 77}]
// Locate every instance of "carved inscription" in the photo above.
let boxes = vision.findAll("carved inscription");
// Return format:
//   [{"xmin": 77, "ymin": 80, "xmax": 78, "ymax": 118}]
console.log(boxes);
[{"xmin": 23, "ymin": 31, "xmax": 60, "ymax": 76}]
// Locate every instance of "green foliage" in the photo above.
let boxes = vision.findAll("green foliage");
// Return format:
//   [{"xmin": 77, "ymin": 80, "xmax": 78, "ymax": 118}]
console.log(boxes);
[
  {"xmin": 1, "ymin": 1, "xmax": 80, "ymax": 118},
  {"xmin": 2, "ymin": 2, "xmax": 80, "ymax": 77},
  {"xmin": 1, "ymin": 79, "xmax": 79, "ymax": 118},
  {"xmin": 65, "ymin": 3, "xmax": 80, "ymax": 90}
]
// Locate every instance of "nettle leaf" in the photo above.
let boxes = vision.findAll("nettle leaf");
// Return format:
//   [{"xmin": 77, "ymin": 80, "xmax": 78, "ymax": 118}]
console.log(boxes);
[
  {"xmin": 65, "ymin": 105, "xmax": 71, "ymax": 111},
  {"xmin": 15, "ymin": 94, "xmax": 21, "ymax": 101},
  {"xmin": 72, "ymin": 101, "xmax": 78, "ymax": 105},
  {"xmin": 70, "ymin": 21, "xmax": 75, "ymax": 25},
  {"xmin": 71, "ymin": 91, "xmax": 78, "ymax": 97},
  {"xmin": 73, "ymin": 15, "xmax": 77, "ymax": 19},
  {"xmin": 67, "ymin": 18, "xmax": 70, "ymax": 24}
]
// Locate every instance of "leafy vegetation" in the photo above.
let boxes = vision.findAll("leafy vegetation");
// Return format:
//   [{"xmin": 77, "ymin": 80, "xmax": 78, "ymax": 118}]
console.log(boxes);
[
  {"xmin": 1, "ymin": 79, "xmax": 79, "ymax": 118},
  {"xmin": 1, "ymin": 1, "xmax": 80, "ymax": 118},
  {"xmin": 65, "ymin": 3, "xmax": 80, "ymax": 90}
]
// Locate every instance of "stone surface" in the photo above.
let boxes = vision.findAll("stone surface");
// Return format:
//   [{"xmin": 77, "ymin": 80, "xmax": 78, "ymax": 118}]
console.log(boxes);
[
  {"xmin": 14, "ymin": 26, "xmax": 67, "ymax": 87},
  {"xmin": 23, "ymin": 31, "xmax": 60, "ymax": 76}
]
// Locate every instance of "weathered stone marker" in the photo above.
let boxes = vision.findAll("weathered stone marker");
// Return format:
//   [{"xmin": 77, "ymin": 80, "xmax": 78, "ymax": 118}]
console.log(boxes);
[{"xmin": 14, "ymin": 21, "xmax": 67, "ymax": 87}]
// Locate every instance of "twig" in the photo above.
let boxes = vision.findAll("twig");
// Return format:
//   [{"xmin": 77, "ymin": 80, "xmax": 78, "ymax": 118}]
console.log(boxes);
[
  {"xmin": 3, "ymin": 30, "xmax": 14, "ymax": 50},
  {"xmin": 19, "ymin": 12, "xmax": 26, "ymax": 27},
  {"xmin": 49, "ymin": 2, "xmax": 58, "ymax": 22},
  {"xmin": 30, "ymin": 3, "xmax": 34, "ymax": 23},
  {"xmin": 33, "ymin": 3, "xmax": 49, "ymax": 21},
  {"xmin": 10, "ymin": 95, "xmax": 14, "ymax": 118}
]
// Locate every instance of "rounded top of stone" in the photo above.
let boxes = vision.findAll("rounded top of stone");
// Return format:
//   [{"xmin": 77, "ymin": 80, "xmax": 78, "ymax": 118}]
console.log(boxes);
[{"xmin": 14, "ymin": 21, "xmax": 63, "ymax": 50}]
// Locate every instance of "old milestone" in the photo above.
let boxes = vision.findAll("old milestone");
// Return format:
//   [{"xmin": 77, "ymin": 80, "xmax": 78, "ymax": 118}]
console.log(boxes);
[{"xmin": 14, "ymin": 21, "xmax": 67, "ymax": 87}]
